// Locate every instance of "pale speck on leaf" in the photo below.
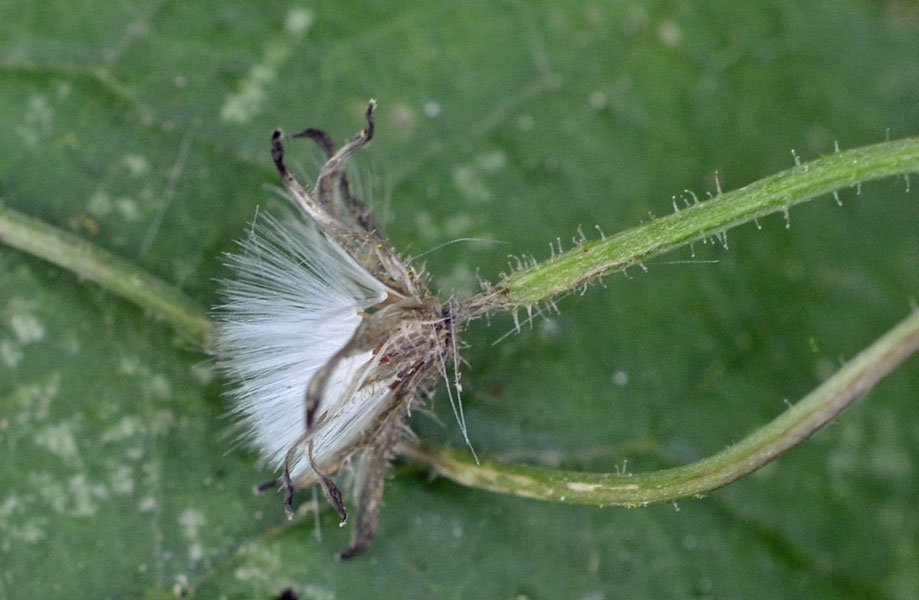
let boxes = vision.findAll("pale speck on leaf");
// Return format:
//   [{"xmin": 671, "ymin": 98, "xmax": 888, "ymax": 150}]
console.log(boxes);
[
  {"xmin": 423, "ymin": 100, "xmax": 442, "ymax": 117},
  {"xmin": 452, "ymin": 164, "xmax": 493, "ymax": 203},
  {"xmin": 115, "ymin": 197, "xmax": 141, "ymax": 222},
  {"xmin": 119, "ymin": 356, "xmax": 140, "ymax": 374},
  {"xmin": 109, "ymin": 464, "xmax": 135, "ymax": 495},
  {"xmin": 389, "ymin": 102, "xmax": 416, "ymax": 139},
  {"xmin": 284, "ymin": 8, "xmax": 314, "ymax": 35},
  {"xmin": 517, "ymin": 114, "xmax": 534, "ymax": 131},
  {"xmin": 477, "ymin": 151, "xmax": 507, "ymax": 172},
  {"xmin": 87, "ymin": 191, "xmax": 113, "ymax": 217},
  {"xmin": 1, "ymin": 339, "xmax": 24, "ymax": 367},
  {"xmin": 101, "ymin": 415, "xmax": 144, "ymax": 443},
  {"xmin": 148, "ymin": 373, "xmax": 172, "ymax": 400},
  {"xmin": 68, "ymin": 474, "xmax": 108, "ymax": 517},
  {"xmin": 33, "ymin": 423, "xmax": 80, "ymax": 465},
  {"xmin": 121, "ymin": 154, "xmax": 150, "ymax": 177},
  {"xmin": 657, "ymin": 19, "xmax": 682, "ymax": 46},
  {"xmin": 588, "ymin": 91, "xmax": 608, "ymax": 109},
  {"xmin": 538, "ymin": 318, "xmax": 561, "ymax": 343},
  {"xmin": 10, "ymin": 314, "xmax": 45, "ymax": 344},
  {"xmin": 17, "ymin": 95, "xmax": 53, "ymax": 149}
]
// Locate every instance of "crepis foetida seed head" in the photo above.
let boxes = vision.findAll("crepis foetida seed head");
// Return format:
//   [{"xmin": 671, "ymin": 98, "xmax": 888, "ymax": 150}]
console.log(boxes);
[{"xmin": 215, "ymin": 101, "xmax": 478, "ymax": 559}]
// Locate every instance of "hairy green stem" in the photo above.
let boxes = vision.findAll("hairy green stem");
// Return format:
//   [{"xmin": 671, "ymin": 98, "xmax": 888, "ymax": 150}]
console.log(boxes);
[
  {"xmin": 404, "ymin": 310, "xmax": 919, "ymax": 505},
  {"xmin": 0, "ymin": 202, "xmax": 214, "ymax": 350},
  {"xmin": 3, "ymin": 139, "xmax": 917, "ymax": 350},
  {"xmin": 503, "ymin": 137, "xmax": 919, "ymax": 305}
]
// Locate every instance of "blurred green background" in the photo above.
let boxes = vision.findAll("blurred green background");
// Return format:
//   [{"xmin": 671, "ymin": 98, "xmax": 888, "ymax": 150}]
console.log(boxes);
[{"xmin": 1, "ymin": 1, "xmax": 918, "ymax": 598}]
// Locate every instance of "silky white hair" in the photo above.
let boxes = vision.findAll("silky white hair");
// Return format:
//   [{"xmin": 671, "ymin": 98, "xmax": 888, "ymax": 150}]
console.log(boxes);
[{"xmin": 216, "ymin": 212, "xmax": 393, "ymax": 479}]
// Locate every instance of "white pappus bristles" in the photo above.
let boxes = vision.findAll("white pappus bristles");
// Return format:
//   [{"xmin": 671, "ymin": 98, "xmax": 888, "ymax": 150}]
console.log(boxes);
[{"xmin": 216, "ymin": 212, "xmax": 392, "ymax": 480}]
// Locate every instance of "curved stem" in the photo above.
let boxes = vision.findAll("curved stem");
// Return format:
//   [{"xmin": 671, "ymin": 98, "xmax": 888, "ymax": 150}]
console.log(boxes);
[
  {"xmin": 501, "ymin": 137, "xmax": 919, "ymax": 306},
  {"xmin": 0, "ymin": 203, "xmax": 214, "ymax": 350},
  {"xmin": 403, "ymin": 310, "xmax": 919, "ymax": 505}
]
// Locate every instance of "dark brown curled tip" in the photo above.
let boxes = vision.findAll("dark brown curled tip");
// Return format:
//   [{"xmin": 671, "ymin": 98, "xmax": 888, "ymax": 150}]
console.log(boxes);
[
  {"xmin": 295, "ymin": 128, "xmax": 336, "ymax": 158},
  {"xmin": 256, "ymin": 478, "xmax": 283, "ymax": 494},
  {"xmin": 338, "ymin": 540, "xmax": 371, "ymax": 561},
  {"xmin": 270, "ymin": 130, "xmax": 286, "ymax": 174},
  {"xmin": 363, "ymin": 100, "xmax": 376, "ymax": 142}
]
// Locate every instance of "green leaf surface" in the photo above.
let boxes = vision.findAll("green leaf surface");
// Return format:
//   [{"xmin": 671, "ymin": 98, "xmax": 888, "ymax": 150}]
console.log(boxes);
[{"xmin": 1, "ymin": 1, "xmax": 918, "ymax": 598}]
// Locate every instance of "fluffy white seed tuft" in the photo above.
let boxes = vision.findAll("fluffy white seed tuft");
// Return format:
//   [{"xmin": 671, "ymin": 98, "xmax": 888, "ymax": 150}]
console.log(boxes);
[{"xmin": 216, "ymin": 212, "xmax": 393, "ymax": 479}]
